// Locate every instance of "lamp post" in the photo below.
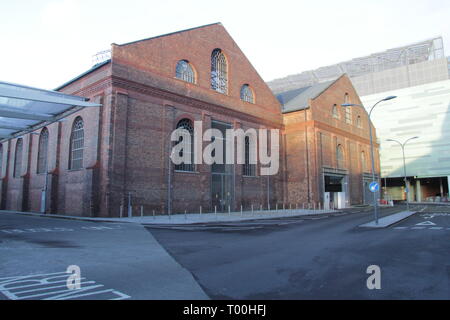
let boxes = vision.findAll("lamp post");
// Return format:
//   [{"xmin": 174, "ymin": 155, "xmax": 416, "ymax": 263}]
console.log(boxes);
[
  {"xmin": 342, "ymin": 95, "xmax": 397, "ymax": 224},
  {"xmin": 386, "ymin": 137, "xmax": 419, "ymax": 211}
]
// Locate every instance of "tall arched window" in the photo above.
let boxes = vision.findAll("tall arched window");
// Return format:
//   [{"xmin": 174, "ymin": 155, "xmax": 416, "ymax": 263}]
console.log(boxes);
[
  {"xmin": 361, "ymin": 151, "xmax": 367, "ymax": 172},
  {"xmin": 243, "ymin": 136, "xmax": 256, "ymax": 176},
  {"xmin": 175, "ymin": 60, "xmax": 195, "ymax": 83},
  {"xmin": 332, "ymin": 104, "xmax": 339, "ymax": 119},
  {"xmin": 336, "ymin": 144, "xmax": 345, "ymax": 169},
  {"xmin": 211, "ymin": 49, "xmax": 228, "ymax": 94},
  {"xmin": 356, "ymin": 115, "xmax": 362, "ymax": 128},
  {"xmin": 345, "ymin": 107, "xmax": 352, "ymax": 124},
  {"xmin": 174, "ymin": 118, "xmax": 194, "ymax": 172},
  {"xmin": 14, "ymin": 138, "xmax": 23, "ymax": 178},
  {"xmin": 240, "ymin": 84, "xmax": 254, "ymax": 103},
  {"xmin": 69, "ymin": 117, "xmax": 84, "ymax": 170},
  {"xmin": 37, "ymin": 128, "xmax": 49, "ymax": 174}
]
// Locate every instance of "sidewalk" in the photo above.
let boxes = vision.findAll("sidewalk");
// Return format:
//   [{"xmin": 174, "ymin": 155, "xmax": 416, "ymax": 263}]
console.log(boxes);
[
  {"xmin": 1, "ymin": 208, "xmax": 338, "ymax": 225},
  {"xmin": 359, "ymin": 211, "xmax": 416, "ymax": 228}
]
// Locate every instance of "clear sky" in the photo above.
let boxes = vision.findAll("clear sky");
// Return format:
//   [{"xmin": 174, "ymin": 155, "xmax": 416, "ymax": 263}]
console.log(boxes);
[{"xmin": 1, "ymin": 0, "xmax": 449, "ymax": 89}]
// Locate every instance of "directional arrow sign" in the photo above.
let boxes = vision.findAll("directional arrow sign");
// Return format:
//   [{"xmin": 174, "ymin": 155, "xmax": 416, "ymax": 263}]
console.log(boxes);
[
  {"xmin": 369, "ymin": 181, "xmax": 379, "ymax": 193},
  {"xmin": 416, "ymin": 221, "xmax": 436, "ymax": 226}
]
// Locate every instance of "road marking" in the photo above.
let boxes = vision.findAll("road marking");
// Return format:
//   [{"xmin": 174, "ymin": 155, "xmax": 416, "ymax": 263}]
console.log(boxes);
[
  {"xmin": 394, "ymin": 227, "xmax": 408, "ymax": 230},
  {"xmin": 0, "ymin": 272, "xmax": 130, "ymax": 300},
  {"xmin": 411, "ymin": 227, "xmax": 426, "ymax": 230},
  {"xmin": 416, "ymin": 221, "xmax": 436, "ymax": 226},
  {"xmin": 0, "ymin": 225, "xmax": 120, "ymax": 235},
  {"xmin": 429, "ymin": 227, "xmax": 444, "ymax": 230}
]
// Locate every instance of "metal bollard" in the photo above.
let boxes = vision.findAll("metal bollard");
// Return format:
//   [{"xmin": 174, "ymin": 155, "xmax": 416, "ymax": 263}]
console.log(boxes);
[
  {"xmin": 185, "ymin": 209, "xmax": 187, "ymax": 220},
  {"xmin": 215, "ymin": 206, "xmax": 217, "ymax": 219},
  {"xmin": 153, "ymin": 210, "xmax": 155, "ymax": 219},
  {"xmin": 251, "ymin": 204, "xmax": 254, "ymax": 215},
  {"xmin": 229, "ymin": 205, "xmax": 231, "ymax": 215},
  {"xmin": 119, "ymin": 205, "xmax": 123, "ymax": 218},
  {"xmin": 141, "ymin": 205, "xmax": 144, "ymax": 217},
  {"xmin": 241, "ymin": 205, "xmax": 243, "ymax": 216},
  {"xmin": 200, "ymin": 206, "xmax": 202, "ymax": 216}
]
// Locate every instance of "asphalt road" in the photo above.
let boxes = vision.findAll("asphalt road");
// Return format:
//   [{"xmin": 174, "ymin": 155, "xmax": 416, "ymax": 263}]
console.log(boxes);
[
  {"xmin": 0, "ymin": 212, "xmax": 207, "ymax": 300},
  {"xmin": 149, "ymin": 205, "xmax": 450, "ymax": 299}
]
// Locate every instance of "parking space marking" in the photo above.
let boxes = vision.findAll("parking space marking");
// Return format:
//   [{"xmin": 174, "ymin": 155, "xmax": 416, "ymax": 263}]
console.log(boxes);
[
  {"xmin": 0, "ymin": 272, "xmax": 130, "ymax": 300},
  {"xmin": 0, "ymin": 225, "xmax": 121, "ymax": 235}
]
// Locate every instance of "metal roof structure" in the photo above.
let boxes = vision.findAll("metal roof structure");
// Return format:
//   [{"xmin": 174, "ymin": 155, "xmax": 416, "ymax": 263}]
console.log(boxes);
[
  {"xmin": 268, "ymin": 36, "xmax": 446, "ymax": 94},
  {"xmin": 0, "ymin": 81, "xmax": 101, "ymax": 141}
]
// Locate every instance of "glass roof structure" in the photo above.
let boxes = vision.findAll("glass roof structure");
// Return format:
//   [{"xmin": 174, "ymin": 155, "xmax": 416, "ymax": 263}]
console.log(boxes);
[{"xmin": 0, "ymin": 81, "xmax": 101, "ymax": 141}]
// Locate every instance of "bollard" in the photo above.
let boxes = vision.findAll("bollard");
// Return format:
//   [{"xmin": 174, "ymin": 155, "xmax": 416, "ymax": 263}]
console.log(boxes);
[
  {"xmin": 283, "ymin": 203, "xmax": 285, "ymax": 211},
  {"xmin": 251, "ymin": 204, "xmax": 254, "ymax": 215},
  {"xmin": 200, "ymin": 206, "xmax": 202, "ymax": 216},
  {"xmin": 276, "ymin": 203, "xmax": 278, "ymax": 212},
  {"xmin": 119, "ymin": 205, "xmax": 123, "ymax": 218},
  {"xmin": 229, "ymin": 205, "xmax": 231, "ymax": 215},
  {"xmin": 141, "ymin": 206, "xmax": 144, "ymax": 217},
  {"xmin": 241, "ymin": 205, "xmax": 243, "ymax": 216},
  {"xmin": 268, "ymin": 203, "xmax": 271, "ymax": 212},
  {"xmin": 153, "ymin": 210, "xmax": 155, "ymax": 219},
  {"xmin": 215, "ymin": 206, "xmax": 217, "ymax": 219},
  {"xmin": 260, "ymin": 204, "xmax": 263, "ymax": 213},
  {"xmin": 296, "ymin": 203, "xmax": 298, "ymax": 210},
  {"xmin": 313, "ymin": 202, "xmax": 316, "ymax": 213},
  {"xmin": 185, "ymin": 209, "xmax": 187, "ymax": 220}
]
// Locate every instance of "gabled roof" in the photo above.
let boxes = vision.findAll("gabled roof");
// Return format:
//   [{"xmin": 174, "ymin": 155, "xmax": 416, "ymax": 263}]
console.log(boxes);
[
  {"xmin": 116, "ymin": 22, "xmax": 222, "ymax": 46},
  {"xmin": 276, "ymin": 78, "xmax": 338, "ymax": 113}
]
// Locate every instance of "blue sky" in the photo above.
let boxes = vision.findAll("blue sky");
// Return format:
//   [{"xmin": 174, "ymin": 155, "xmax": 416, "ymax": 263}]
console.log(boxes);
[{"xmin": 1, "ymin": 0, "xmax": 449, "ymax": 89}]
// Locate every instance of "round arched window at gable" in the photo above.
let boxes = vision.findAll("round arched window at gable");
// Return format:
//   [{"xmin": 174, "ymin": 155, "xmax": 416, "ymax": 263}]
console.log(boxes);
[
  {"xmin": 240, "ymin": 84, "xmax": 254, "ymax": 103},
  {"xmin": 175, "ymin": 60, "xmax": 196, "ymax": 84}
]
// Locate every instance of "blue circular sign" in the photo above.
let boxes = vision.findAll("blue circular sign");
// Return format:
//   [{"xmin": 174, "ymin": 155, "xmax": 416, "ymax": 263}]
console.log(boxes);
[{"xmin": 369, "ymin": 181, "xmax": 379, "ymax": 193}]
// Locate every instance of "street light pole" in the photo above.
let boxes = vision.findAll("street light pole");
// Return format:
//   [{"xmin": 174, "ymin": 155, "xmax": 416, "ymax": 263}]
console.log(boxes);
[
  {"xmin": 386, "ymin": 137, "xmax": 419, "ymax": 211},
  {"xmin": 342, "ymin": 95, "xmax": 397, "ymax": 225}
]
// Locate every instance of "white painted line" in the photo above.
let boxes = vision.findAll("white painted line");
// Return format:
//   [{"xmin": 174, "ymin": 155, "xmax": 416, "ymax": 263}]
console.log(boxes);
[
  {"xmin": 0, "ymin": 272, "xmax": 130, "ymax": 300},
  {"xmin": 393, "ymin": 227, "xmax": 408, "ymax": 230},
  {"xmin": 416, "ymin": 221, "xmax": 436, "ymax": 226},
  {"xmin": 412, "ymin": 227, "xmax": 426, "ymax": 230},
  {"xmin": 429, "ymin": 227, "xmax": 444, "ymax": 230}
]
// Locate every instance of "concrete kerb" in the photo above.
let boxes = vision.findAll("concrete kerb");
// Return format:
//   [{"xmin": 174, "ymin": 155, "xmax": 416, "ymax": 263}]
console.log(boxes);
[
  {"xmin": 0, "ymin": 209, "xmax": 341, "ymax": 226},
  {"xmin": 359, "ymin": 210, "xmax": 417, "ymax": 229}
]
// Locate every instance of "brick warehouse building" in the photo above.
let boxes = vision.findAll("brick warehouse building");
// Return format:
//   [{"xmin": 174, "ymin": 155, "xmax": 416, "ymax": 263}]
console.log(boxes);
[
  {"xmin": 0, "ymin": 23, "xmax": 379, "ymax": 216},
  {"xmin": 278, "ymin": 75, "xmax": 380, "ymax": 209}
]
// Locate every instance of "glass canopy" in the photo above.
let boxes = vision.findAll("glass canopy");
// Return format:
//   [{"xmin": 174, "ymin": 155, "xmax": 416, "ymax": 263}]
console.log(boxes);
[{"xmin": 0, "ymin": 81, "xmax": 101, "ymax": 141}]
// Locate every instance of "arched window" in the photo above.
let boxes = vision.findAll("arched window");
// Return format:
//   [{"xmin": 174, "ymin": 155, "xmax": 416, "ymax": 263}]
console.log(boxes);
[
  {"xmin": 174, "ymin": 118, "xmax": 194, "ymax": 172},
  {"xmin": 332, "ymin": 104, "xmax": 339, "ymax": 119},
  {"xmin": 240, "ymin": 84, "xmax": 254, "ymax": 103},
  {"xmin": 211, "ymin": 49, "xmax": 228, "ymax": 94},
  {"xmin": 243, "ymin": 136, "xmax": 256, "ymax": 176},
  {"xmin": 361, "ymin": 151, "xmax": 367, "ymax": 172},
  {"xmin": 336, "ymin": 144, "xmax": 345, "ymax": 169},
  {"xmin": 356, "ymin": 115, "xmax": 362, "ymax": 128},
  {"xmin": 69, "ymin": 117, "xmax": 84, "ymax": 170},
  {"xmin": 345, "ymin": 107, "xmax": 352, "ymax": 124},
  {"xmin": 14, "ymin": 138, "xmax": 23, "ymax": 178},
  {"xmin": 175, "ymin": 60, "xmax": 195, "ymax": 83},
  {"xmin": 37, "ymin": 128, "xmax": 49, "ymax": 174}
]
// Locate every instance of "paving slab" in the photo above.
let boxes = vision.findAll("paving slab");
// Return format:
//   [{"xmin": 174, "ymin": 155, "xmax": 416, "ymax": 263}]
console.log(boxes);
[{"xmin": 359, "ymin": 211, "xmax": 416, "ymax": 228}]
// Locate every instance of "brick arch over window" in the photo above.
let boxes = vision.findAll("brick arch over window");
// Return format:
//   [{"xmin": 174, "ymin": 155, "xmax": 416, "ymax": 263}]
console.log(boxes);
[
  {"xmin": 240, "ymin": 84, "xmax": 254, "ymax": 103},
  {"xmin": 211, "ymin": 48, "xmax": 228, "ymax": 94},
  {"xmin": 174, "ymin": 118, "xmax": 194, "ymax": 172},
  {"xmin": 175, "ymin": 60, "xmax": 196, "ymax": 83},
  {"xmin": 14, "ymin": 138, "xmax": 23, "ymax": 178},
  {"xmin": 37, "ymin": 127, "xmax": 49, "ymax": 174},
  {"xmin": 69, "ymin": 117, "xmax": 84, "ymax": 170}
]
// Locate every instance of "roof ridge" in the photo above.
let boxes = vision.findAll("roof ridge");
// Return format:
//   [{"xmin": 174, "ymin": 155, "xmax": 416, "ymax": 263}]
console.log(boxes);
[{"xmin": 115, "ymin": 22, "xmax": 222, "ymax": 47}]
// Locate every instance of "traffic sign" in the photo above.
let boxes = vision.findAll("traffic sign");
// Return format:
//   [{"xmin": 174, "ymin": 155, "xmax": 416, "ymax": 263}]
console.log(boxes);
[{"xmin": 369, "ymin": 181, "xmax": 379, "ymax": 193}]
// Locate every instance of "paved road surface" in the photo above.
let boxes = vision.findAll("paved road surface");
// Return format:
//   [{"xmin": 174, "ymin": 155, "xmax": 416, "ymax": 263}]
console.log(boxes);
[{"xmin": 149, "ymin": 205, "xmax": 450, "ymax": 299}]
